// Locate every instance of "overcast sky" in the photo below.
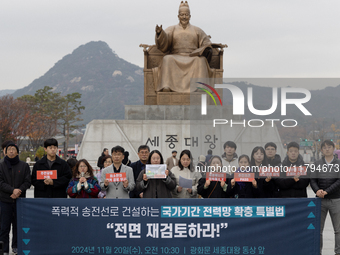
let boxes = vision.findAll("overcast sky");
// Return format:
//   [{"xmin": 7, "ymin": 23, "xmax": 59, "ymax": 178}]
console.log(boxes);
[{"xmin": 1, "ymin": 0, "xmax": 340, "ymax": 91}]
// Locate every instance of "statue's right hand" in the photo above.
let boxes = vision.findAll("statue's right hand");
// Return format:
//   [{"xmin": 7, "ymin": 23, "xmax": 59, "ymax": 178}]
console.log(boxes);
[{"xmin": 155, "ymin": 24, "xmax": 163, "ymax": 34}]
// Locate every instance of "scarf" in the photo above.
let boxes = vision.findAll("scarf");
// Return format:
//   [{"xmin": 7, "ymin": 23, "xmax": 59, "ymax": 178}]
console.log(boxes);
[
  {"xmin": 76, "ymin": 172, "xmax": 91, "ymax": 179},
  {"xmin": 4, "ymin": 155, "xmax": 20, "ymax": 170}
]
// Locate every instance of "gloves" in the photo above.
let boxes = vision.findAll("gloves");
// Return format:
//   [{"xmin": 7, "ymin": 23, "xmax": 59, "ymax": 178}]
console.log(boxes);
[
  {"xmin": 77, "ymin": 182, "xmax": 82, "ymax": 192},
  {"xmin": 84, "ymin": 181, "xmax": 89, "ymax": 190},
  {"xmin": 76, "ymin": 180, "xmax": 89, "ymax": 191}
]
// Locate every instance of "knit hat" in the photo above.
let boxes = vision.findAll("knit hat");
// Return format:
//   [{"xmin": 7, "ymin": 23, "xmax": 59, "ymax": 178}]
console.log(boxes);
[{"xmin": 6, "ymin": 143, "xmax": 19, "ymax": 154}]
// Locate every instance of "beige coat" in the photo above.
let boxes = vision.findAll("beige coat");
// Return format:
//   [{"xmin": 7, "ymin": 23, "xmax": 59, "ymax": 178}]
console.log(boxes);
[
  {"xmin": 170, "ymin": 166, "xmax": 202, "ymax": 198},
  {"xmin": 166, "ymin": 156, "xmax": 179, "ymax": 171}
]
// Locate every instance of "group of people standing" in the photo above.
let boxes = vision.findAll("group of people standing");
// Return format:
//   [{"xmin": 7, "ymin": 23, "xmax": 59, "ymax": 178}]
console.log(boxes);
[
  {"xmin": 90, "ymin": 140, "xmax": 340, "ymax": 255},
  {"xmin": 0, "ymin": 138, "xmax": 339, "ymax": 254}
]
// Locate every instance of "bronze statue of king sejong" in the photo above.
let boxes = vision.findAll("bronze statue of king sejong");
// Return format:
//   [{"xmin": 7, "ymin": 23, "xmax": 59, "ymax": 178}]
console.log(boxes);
[{"xmin": 153, "ymin": 1, "xmax": 216, "ymax": 93}]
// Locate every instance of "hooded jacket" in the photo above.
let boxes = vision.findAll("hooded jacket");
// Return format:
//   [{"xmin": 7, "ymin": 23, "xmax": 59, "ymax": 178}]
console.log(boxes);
[{"xmin": 267, "ymin": 154, "xmax": 282, "ymax": 167}]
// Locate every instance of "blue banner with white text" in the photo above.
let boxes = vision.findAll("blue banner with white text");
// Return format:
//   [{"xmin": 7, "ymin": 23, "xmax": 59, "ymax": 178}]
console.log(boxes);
[{"xmin": 17, "ymin": 198, "xmax": 320, "ymax": 255}]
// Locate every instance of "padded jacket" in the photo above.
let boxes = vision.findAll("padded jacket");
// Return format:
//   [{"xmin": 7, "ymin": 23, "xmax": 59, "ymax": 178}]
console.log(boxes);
[
  {"xmin": 32, "ymin": 155, "xmax": 72, "ymax": 198},
  {"xmin": 310, "ymin": 156, "xmax": 340, "ymax": 199}
]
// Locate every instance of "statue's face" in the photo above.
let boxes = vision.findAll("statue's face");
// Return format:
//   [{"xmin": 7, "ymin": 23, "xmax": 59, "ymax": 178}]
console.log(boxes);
[{"xmin": 178, "ymin": 10, "xmax": 190, "ymax": 26}]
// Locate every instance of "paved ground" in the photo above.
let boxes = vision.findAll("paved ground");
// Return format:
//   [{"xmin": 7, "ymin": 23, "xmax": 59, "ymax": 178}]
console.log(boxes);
[{"xmin": 6, "ymin": 187, "xmax": 335, "ymax": 255}]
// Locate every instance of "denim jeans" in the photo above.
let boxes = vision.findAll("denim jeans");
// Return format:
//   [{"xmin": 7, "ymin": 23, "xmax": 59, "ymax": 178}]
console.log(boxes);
[
  {"xmin": 320, "ymin": 198, "xmax": 340, "ymax": 254},
  {"xmin": 0, "ymin": 201, "xmax": 17, "ymax": 253}
]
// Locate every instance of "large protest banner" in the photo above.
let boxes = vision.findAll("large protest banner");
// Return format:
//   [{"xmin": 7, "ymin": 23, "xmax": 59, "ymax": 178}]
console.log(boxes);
[{"xmin": 17, "ymin": 198, "xmax": 320, "ymax": 255}]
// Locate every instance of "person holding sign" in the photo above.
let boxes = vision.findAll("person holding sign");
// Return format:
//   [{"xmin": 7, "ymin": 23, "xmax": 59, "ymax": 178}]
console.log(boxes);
[
  {"xmin": 171, "ymin": 150, "xmax": 201, "ymax": 198},
  {"xmin": 275, "ymin": 142, "xmax": 309, "ymax": 198},
  {"xmin": 228, "ymin": 155, "xmax": 259, "ymax": 198},
  {"xmin": 100, "ymin": 146, "xmax": 135, "ymax": 199},
  {"xmin": 197, "ymin": 155, "xmax": 229, "ymax": 198},
  {"xmin": 67, "ymin": 159, "xmax": 101, "ymax": 198},
  {"xmin": 264, "ymin": 142, "xmax": 281, "ymax": 198},
  {"xmin": 250, "ymin": 146, "xmax": 275, "ymax": 198},
  {"xmin": 136, "ymin": 150, "xmax": 176, "ymax": 198},
  {"xmin": 31, "ymin": 138, "xmax": 72, "ymax": 198}
]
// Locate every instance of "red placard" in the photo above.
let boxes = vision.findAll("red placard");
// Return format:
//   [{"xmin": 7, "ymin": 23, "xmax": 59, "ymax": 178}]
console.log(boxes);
[
  {"xmin": 37, "ymin": 170, "xmax": 57, "ymax": 180},
  {"xmin": 259, "ymin": 167, "xmax": 281, "ymax": 177},
  {"xmin": 234, "ymin": 172, "xmax": 255, "ymax": 182},
  {"xmin": 286, "ymin": 166, "xmax": 307, "ymax": 177},
  {"xmin": 106, "ymin": 172, "xmax": 127, "ymax": 182},
  {"xmin": 206, "ymin": 172, "xmax": 226, "ymax": 181}
]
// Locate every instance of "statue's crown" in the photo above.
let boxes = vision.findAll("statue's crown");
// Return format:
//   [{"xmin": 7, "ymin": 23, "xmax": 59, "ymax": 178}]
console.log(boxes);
[
  {"xmin": 179, "ymin": 1, "xmax": 189, "ymax": 8},
  {"xmin": 179, "ymin": 1, "xmax": 190, "ymax": 11}
]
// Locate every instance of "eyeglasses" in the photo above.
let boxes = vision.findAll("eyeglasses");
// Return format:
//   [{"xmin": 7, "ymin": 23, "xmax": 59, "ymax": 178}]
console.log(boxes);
[{"xmin": 79, "ymin": 165, "xmax": 87, "ymax": 168}]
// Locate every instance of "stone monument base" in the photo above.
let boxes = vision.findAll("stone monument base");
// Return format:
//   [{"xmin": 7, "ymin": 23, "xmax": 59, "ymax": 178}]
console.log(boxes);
[
  {"xmin": 145, "ymin": 90, "xmax": 221, "ymax": 106},
  {"xmin": 124, "ymin": 105, "xmax": 235, "ymax": 120},
  {"xmin": 78, "ymin": 105, "xmax": 284, "ymax": 168}
]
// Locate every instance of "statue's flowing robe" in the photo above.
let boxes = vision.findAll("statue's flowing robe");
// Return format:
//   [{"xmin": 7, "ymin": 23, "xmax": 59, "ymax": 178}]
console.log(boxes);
[{"xmin": 153, "ymin": 23, "xmax": 215, "ymax": 93}]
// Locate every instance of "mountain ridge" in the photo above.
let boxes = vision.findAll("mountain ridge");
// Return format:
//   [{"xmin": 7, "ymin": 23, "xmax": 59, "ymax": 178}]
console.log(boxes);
[
  {"xmin": 10, "ymin": 41, "xmax": 340, "ymax": 124},
  {"xmin": 12, "ymin": 41, "xmax": 144, "ymax": 124}
]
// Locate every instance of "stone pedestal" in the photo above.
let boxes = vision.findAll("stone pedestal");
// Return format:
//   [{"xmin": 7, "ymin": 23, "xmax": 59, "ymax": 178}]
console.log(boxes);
[
  {"xmin": 157, "ymin": 92, "xmax": 194, "ymax": 105},
  {"xmin": 78, "ymin": 105, "xmax": 284, "ymax": 167},
  {"xmin": 125, "ymin": 105, "xmax": 235, "ymax": 120}
]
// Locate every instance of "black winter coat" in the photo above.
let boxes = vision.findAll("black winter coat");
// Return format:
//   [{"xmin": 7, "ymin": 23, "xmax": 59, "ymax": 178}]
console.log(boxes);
[
  {"xmin": 97, "ymin": 152, "xmax": 106, "ymax": 169},
  {"xmin": 136, "ymin": 169, "xmax": 176, "ymax": 198},
  {"xmin": 197, "ymin": 178, "xmax": 229, "ymax": 198},
  {"xmin": 129, "ymin": 160, "xmax": 144, "ymax": 198},
  {"xmin": 227, "ymin": 174, "xmax": 259, "ymax": 198},
  {"xmin": 267, "ymin": 154, "xmax": 282, "ymax": 198},
  {"xmin": 310, "ymin": 156, "xmax": 340, "ymax": 199},
  {"xmin": 0, "ymin": 160, "xmax": 31, "ymax": 203},
  {"xmin": 275, "ymin": 155, "xmax": 309, "ymax": 198},
  {"xmin": 31, "ymin": 155, "xmax": 72, "ymax": 198},
  {"xmin": 267, "ymin": 154, "xmax": 282, "ymax": 167}
]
